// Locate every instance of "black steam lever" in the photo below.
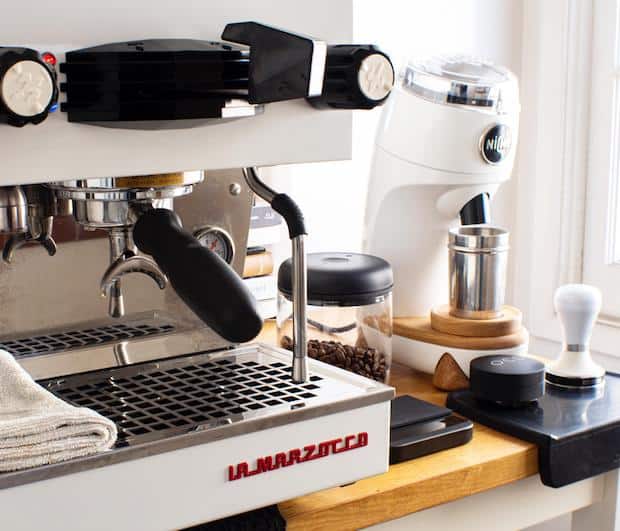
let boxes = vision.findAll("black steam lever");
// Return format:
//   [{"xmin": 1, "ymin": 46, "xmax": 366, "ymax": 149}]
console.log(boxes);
[
  {"xmin": 222, "ymin": 21, "xmax": 327, "ymax": 104},
  {"xmin": 133, "ymin": 208, "xmax": 263, "ymax": 344},
  {"xmin": 222, "ymin": 22, "xmax": 394, "ymax": 109}
]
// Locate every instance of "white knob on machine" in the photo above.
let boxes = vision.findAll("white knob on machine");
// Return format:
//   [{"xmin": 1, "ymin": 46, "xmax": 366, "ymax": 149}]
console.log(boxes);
[
  {"xmin": 1, "ymin": 60, "xmax": 54, "ymax": 117},
  {"xmin": 546, "ymin": 284, "xmax": 605, "ymax": 388}
]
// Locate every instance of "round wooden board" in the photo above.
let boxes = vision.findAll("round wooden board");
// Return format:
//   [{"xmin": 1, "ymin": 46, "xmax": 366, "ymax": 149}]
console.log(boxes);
[
  {"xmin": 394, "ymin": 315, "xmax": 528, "ymax": 350},
  {"xmin": 430, "ymin": 305, "xmax": 523, "ymax": 338}
]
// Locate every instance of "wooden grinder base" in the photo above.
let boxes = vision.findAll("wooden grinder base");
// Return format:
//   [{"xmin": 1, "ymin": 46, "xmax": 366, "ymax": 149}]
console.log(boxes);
[
  {"xmin": 430, "ymin": 305, "xmax": 523, "ymax": 338},
  {"xmin": 393, "ymin": 305, "xmax": 527, "ymax": 351}
]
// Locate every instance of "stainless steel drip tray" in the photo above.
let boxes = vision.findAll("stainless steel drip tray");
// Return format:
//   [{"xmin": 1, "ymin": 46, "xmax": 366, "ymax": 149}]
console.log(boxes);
[
  {"xmin": 0, "ymin": 343, "xmax": 393, "ymax": 490},
  {"xmin": 10, "ymin": 312, "xmax": 228, "ymax": 380},
  {"xmin": 0, "ymin": 313, "xmax": 180, "ymax": 360}
]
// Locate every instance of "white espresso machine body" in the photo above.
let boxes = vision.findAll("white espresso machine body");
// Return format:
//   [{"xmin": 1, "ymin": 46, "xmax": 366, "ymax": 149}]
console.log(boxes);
[{"xmin": 0, "ymin": 3, "xmax": 398, "ymax": 528}]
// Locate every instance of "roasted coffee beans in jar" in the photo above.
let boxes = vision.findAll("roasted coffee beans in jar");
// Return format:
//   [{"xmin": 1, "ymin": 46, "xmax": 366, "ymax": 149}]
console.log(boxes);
[{"xmin": 277, "ymin": 253, "xmax": 393, "ymax": 383}]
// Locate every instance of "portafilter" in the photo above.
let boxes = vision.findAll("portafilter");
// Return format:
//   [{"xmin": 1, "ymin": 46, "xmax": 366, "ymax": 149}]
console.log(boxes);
[{"xmin": 48, "ymin": 172, "xmax": 262, "ymax": 343}]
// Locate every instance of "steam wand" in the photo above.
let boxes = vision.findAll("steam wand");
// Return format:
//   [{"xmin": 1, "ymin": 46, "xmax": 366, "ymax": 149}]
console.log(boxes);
[{"xmin": 242, "ymin": 167, "xmax": 308, "ymax": 383}]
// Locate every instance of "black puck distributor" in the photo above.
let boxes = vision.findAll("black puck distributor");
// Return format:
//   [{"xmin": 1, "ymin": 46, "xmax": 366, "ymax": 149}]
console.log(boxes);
[{"xmin": 470, "ymin": 355, "xmax": 545, "ymax": 407}]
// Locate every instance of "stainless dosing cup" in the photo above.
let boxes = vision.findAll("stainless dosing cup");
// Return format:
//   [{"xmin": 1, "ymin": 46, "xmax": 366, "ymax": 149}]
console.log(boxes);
[{"xmin": 448, "ymin": 225, "xmax": 509, "ymax": 320}]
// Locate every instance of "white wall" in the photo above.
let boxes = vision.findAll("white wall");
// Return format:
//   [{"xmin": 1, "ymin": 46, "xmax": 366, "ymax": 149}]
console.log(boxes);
[{"xmin": 264, "ymin": 0, "xmax": 523, "ymax": 304}]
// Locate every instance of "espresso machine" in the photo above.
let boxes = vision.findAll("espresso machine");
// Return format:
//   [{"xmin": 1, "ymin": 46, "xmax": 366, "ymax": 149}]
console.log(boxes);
[
  {"xmin": 0, "ymin": 5, "xmax": 395, "ymax": 529},
  {"xmin": 364, "ymin": 55, "xmax": 527, "ymax": 376}
]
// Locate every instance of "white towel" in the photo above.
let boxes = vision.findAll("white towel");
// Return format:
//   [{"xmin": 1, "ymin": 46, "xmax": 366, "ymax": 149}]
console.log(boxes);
[{"xmin": 0, "ymin": 349, "xmax": 117, "ymax": 472}]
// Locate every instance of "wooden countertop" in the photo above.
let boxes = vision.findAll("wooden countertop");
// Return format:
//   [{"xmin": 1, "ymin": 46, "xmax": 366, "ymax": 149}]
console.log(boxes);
[{"xmin": 258, "ymin": 322, "xmax": 539, "ymax": 531}]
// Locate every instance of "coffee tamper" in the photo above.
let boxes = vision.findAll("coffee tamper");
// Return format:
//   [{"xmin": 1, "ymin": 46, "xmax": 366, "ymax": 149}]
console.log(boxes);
[{"xmin": 546, "ymin": 284, "xmax": 605, "ymax": 388}]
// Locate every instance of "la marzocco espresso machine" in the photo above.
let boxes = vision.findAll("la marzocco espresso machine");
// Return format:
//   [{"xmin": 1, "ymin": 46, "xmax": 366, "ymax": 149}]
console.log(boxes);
[
  {"xmin": 364, "ymin": 56, "xmax": 527, "ymax": 376},
  {"xmin": 0, "ymin": 6, "xmax": 395, "ymax": 529}
]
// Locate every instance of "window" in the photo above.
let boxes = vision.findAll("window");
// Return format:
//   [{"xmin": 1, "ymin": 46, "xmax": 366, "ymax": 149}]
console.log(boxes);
[
  {"xmin": 583, "ymin": 0, "xmax": 620, "ymax": 320},
  {"xmin": 514, "ymin": 0, "xmax": 620, "ymax": 366}
]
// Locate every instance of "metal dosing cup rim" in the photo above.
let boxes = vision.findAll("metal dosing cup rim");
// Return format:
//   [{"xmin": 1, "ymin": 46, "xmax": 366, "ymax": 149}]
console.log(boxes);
[{"xmin": 448, "ymin": 224, "xmax": 509, "ymax": 252}]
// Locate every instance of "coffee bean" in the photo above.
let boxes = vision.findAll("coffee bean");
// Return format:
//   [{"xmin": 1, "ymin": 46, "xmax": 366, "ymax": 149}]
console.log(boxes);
[
  {"xmin": 280, "ymin": 336, "xmax": 294, "ymax": 350},
  {"xmin": 280, "ymin": 335, "xmax": 388, "ymax": 382}
]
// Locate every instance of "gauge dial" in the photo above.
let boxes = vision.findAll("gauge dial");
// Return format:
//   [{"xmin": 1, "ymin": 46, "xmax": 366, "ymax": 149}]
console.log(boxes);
[{"xmin": 194, "ymin": 226, "xmax": 235, "ymax": 264}]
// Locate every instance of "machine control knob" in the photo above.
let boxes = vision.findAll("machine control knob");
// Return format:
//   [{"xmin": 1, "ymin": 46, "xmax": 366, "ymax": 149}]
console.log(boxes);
[
  {"xmin": 0, "ymin": 48, "xmax": 58, "ymax": 127},
  {"xmin": 547, "ymin": 284, "xmax": 605, "ymax": 388},
  {"xmin": 309, "ymin": 45, "xmax": 394, "ymax": 110}
]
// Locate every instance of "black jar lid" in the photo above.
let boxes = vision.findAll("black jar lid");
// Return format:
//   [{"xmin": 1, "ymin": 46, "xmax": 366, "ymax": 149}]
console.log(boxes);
[{"xmin": 278, "ymin": 252, "xmax": 393, "ymax": 307}]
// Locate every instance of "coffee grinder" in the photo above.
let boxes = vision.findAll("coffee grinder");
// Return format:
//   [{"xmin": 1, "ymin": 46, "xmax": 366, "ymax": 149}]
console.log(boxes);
[{"xmin": 364, "ymin": 55, "xmax": 527, "ymax": 376}]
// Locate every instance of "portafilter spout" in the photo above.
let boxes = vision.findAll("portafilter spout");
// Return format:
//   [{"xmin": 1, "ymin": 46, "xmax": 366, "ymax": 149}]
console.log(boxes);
[
  {"xmin": 0, "ymin": 185, "xmax": 58, "ymax": 263},
  {"xmin": 101, "ymin": 227, "xmax": 167, "ymax": 318},
  {"xmin": 242, "ymin": 167, "xmax": 309, "ymax": 383}
]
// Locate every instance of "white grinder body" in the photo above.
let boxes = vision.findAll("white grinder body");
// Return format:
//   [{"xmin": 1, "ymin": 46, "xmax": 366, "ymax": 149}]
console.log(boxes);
[{"xmin": 364, "ymin": 57, "xmax": 520, "ymax": 319}]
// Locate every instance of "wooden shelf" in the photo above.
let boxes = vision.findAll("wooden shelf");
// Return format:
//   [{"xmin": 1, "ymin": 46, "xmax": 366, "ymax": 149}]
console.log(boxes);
[{"xmin": 257, "ymin": 322, "xmax": 538, "ymax": 531}]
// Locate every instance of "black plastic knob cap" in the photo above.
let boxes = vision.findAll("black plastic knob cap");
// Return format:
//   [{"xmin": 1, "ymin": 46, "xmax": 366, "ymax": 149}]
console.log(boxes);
[
  {"xmin": 0, "ymin": 48, "xmax": 58, "ymax": 127},
  {"xmin": 133, "ymin": 209, "xmax": 263, "ymax": 343},
  {"xmin": 308, "ymin": 45, "xmax": 394, "ymax": 110}
]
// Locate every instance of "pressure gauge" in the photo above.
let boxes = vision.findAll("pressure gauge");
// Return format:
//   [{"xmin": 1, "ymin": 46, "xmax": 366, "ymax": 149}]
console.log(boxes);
[{"xmin": 193, "ymin": 226, "xmax": 235, "ymax": 264}]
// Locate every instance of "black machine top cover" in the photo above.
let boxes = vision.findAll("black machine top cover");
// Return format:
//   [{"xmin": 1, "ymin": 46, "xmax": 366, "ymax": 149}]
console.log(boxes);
[
  {"xmin": 60, "ymin": 39, "xmax": 250, "ymax": 122},
  {"xmin": 59, "ymin": 22, "xmax": 394, "ymax": 123}
]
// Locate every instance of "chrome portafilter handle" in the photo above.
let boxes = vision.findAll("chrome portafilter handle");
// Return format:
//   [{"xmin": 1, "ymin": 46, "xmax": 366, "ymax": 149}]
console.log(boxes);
[{"xmin": 101, "ymin": 227, "xmax": 168, "ymax": 318}]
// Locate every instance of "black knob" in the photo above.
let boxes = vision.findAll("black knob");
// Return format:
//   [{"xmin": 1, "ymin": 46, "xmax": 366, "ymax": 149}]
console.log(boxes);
[
  {"xmin": 0, "ymin": 48, "xmax": 58, "ymax": 127},
  {"xmin": 309, "ymin": 45, "xmax": 394, "ymax": 110}
]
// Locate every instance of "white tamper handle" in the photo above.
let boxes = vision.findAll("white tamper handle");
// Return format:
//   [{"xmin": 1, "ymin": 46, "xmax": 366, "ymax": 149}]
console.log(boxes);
[
  {"xmin": 547, "ymin": 284, "xmax": 605, "ymax": 385},
  {"xmin": 555, "ymin": 284, "xmax": 601, "ymax": 352}
]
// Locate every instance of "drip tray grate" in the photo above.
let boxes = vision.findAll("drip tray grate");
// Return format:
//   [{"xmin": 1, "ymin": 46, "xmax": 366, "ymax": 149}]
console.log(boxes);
[
  {"xmin": 41, "ymin": 351, "xmax": 326, "ymax": 448},
  {"xmin": 0, "ymin": 318, "xmax": 177, "ymax": 359}
]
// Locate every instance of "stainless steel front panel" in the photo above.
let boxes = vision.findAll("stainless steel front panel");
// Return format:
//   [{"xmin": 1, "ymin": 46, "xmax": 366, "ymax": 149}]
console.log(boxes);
[{"xmin": 0, "ymin": 169, "xmax": 253, "ymax": 351}]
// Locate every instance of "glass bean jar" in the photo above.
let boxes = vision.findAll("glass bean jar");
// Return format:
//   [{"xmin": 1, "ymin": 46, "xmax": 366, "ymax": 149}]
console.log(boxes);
[{"xmin": 277, "ymin": 252, "xmax": 393, "ymax": 383}]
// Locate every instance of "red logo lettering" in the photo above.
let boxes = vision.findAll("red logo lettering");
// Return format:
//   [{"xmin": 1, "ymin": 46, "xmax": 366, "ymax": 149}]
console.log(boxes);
[{"xmin": 227, "ymin": 432, "xmax": 369, "ymax": 481}]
